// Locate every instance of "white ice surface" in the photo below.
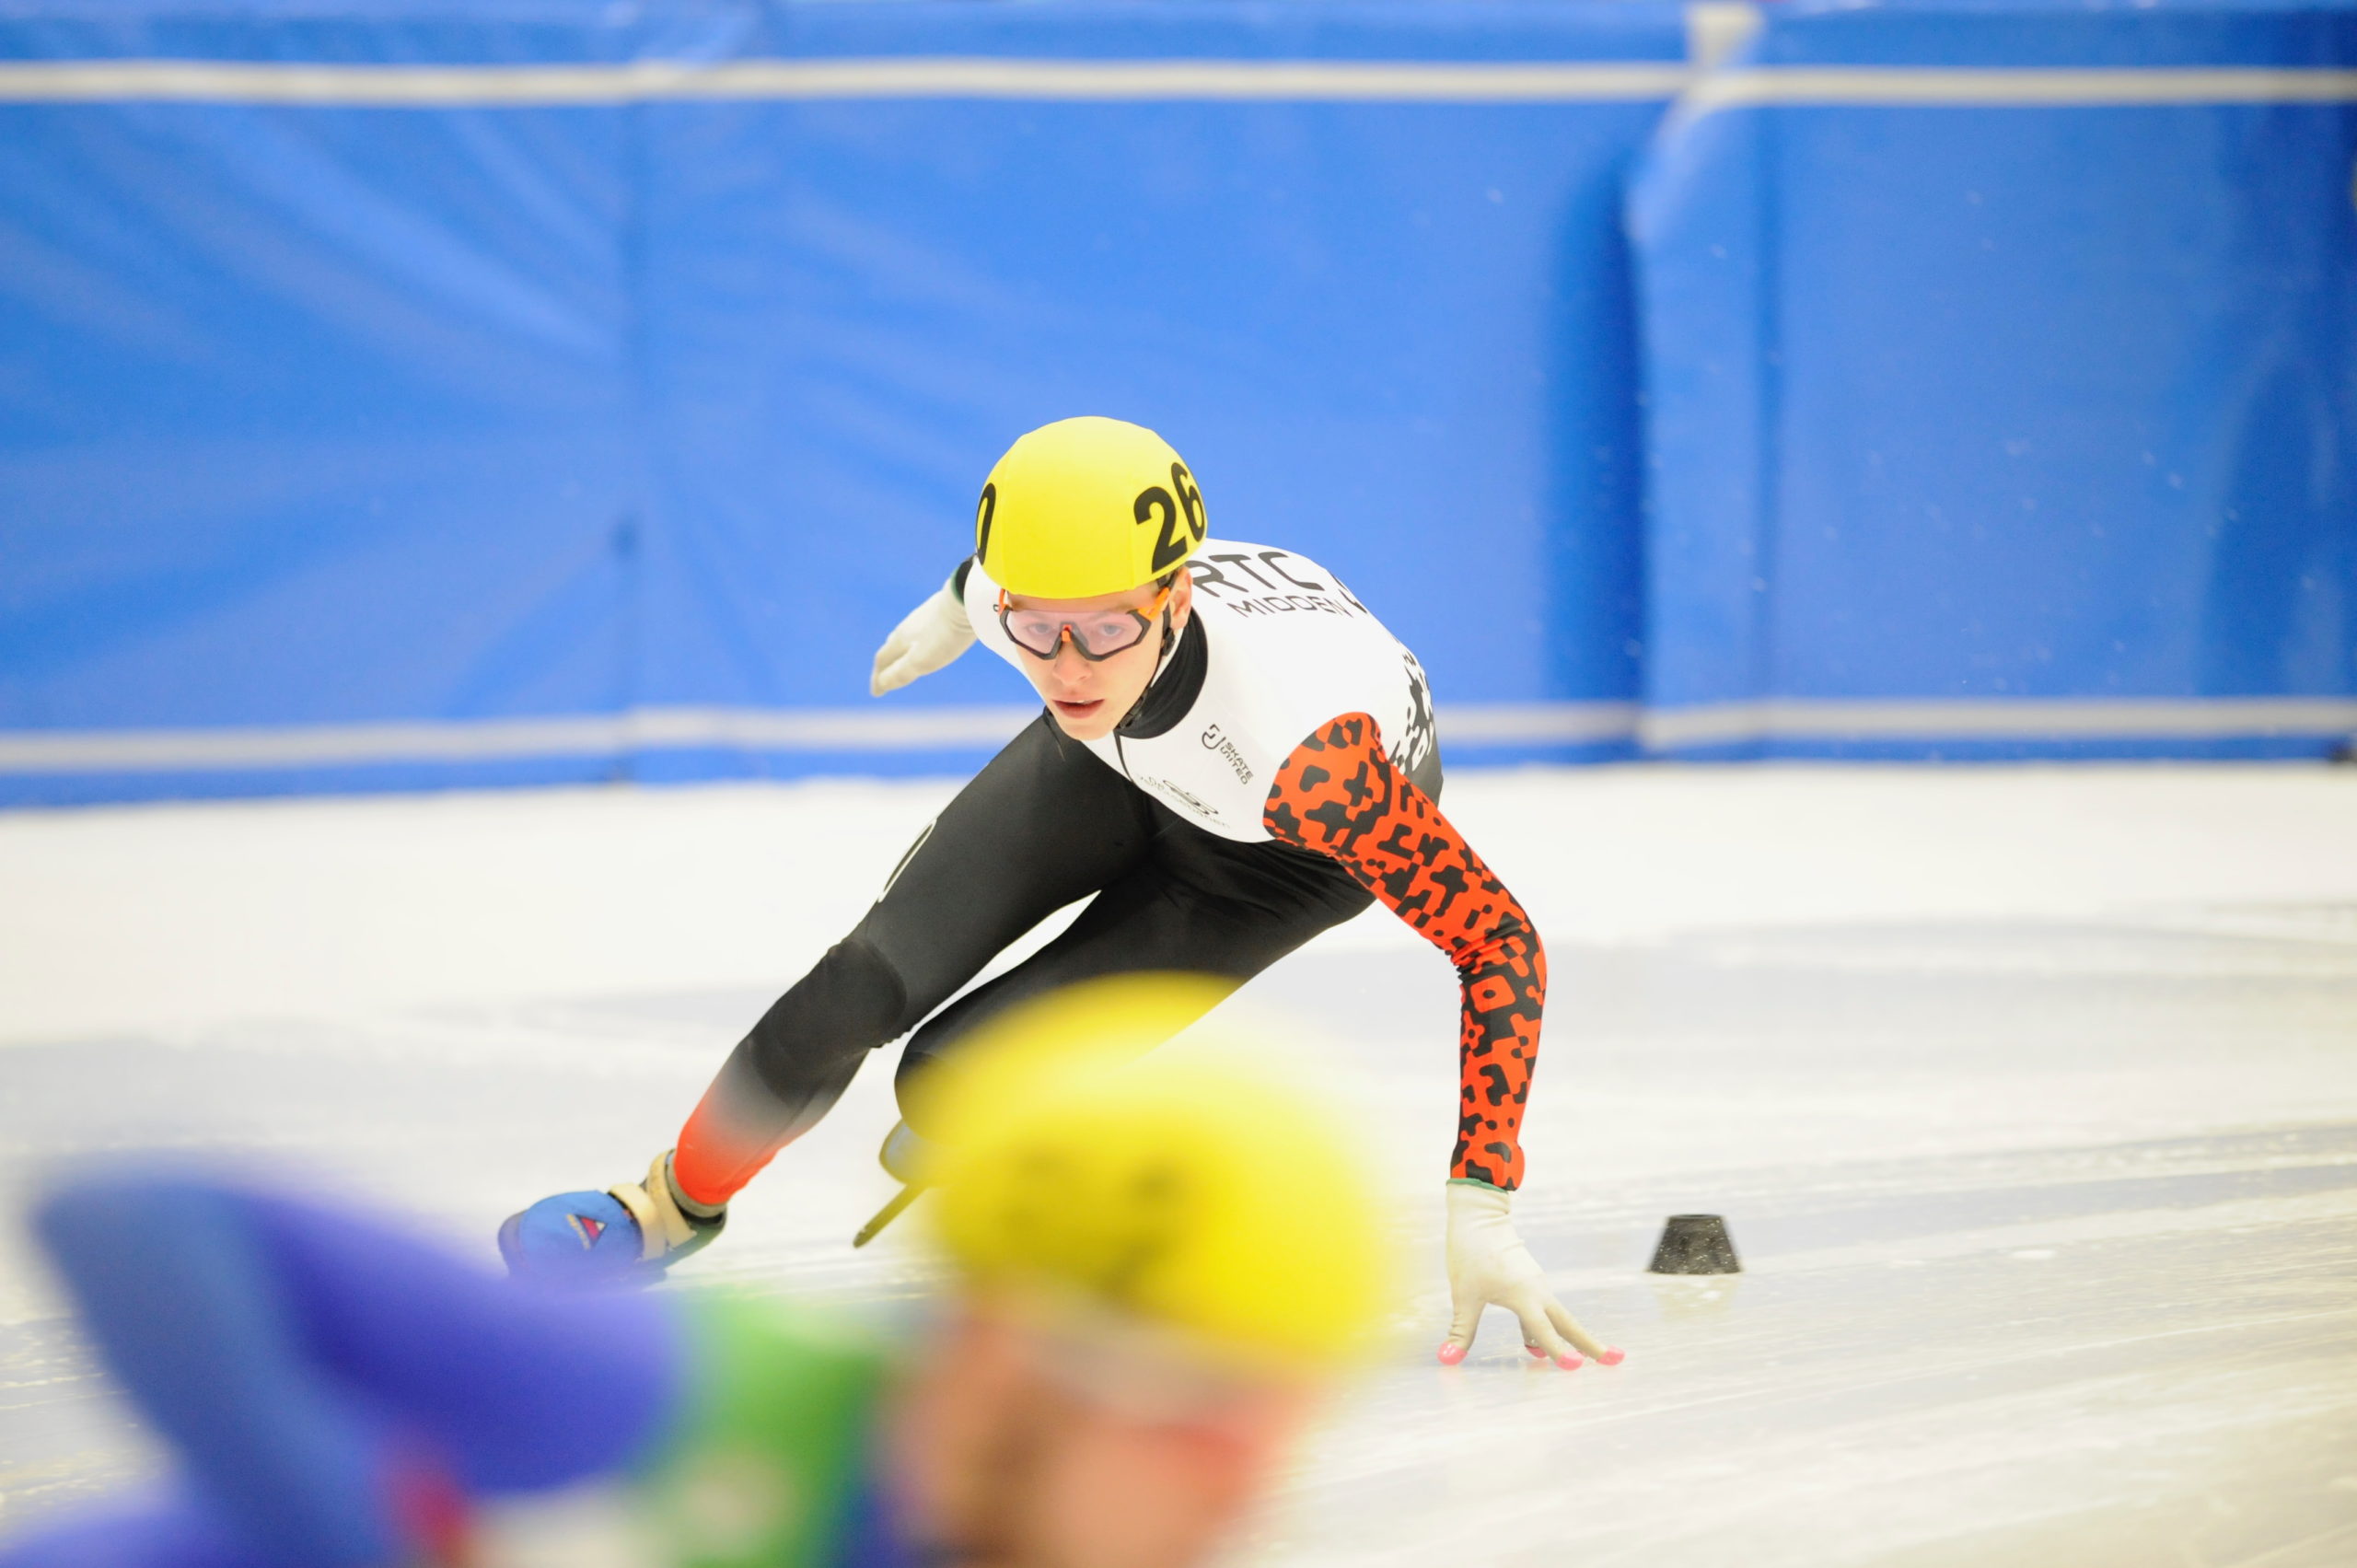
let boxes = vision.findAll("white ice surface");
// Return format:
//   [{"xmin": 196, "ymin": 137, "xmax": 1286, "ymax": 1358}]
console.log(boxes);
[
  {"xmin": 2, "ymin": 763, "xmax": 2354, "ymax": 1563},
  {"xmin": 7, "ymin": 764, "xmax": 2356, "ymax": 1047}
]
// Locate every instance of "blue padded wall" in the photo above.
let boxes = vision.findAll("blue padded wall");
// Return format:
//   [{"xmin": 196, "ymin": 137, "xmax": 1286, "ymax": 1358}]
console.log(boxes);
[
  {"xmin": 1631, "ymin": 5, "xmax": 2357, "ymax": 759},
  {"xmin": 6, "ymin": 0, "xmax": 2355, "ymax": 803},
  {"xmin": 0, "ymin": 1, "xmax": 1686, "ymax": 803}
]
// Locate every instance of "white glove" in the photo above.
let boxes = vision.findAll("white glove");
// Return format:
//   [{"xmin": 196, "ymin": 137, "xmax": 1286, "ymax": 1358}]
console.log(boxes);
[
  {"xmin": 869, "ymin": 579, "xmax": 976, "ymax": 696},
  {"xmin": 1441, "ymin": 1181, "xmax": 1621, "ymax": 1370}
]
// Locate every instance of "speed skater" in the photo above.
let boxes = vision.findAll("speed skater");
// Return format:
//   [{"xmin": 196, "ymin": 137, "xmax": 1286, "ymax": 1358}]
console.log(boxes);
[{"xmin": 503, "ymin": 416, "xmax": 1617, "ymax": 1368}]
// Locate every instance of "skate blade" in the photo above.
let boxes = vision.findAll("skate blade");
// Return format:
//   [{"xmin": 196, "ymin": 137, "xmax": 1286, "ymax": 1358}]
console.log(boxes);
[{"xmin": 853, "ymin": 1184, "xmax": 924, "ymax": 1249}]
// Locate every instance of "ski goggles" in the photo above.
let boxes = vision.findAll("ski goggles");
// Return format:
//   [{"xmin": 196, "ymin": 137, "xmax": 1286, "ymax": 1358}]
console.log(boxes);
[{"xmin": 997, "ymin": 580, "xmax": 1175, "ymax": 661}]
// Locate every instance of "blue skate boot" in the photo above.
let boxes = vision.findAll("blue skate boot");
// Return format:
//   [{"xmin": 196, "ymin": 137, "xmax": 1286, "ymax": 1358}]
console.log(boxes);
[{"xmin": 498, "ymin": 1151, "xmax": 725, "ymax": 1285}]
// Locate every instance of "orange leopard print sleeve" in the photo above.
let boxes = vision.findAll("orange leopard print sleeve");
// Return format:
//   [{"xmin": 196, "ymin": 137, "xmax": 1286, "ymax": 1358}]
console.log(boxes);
[{"xmin": 1262, "ymin": 713, "xmax": 1545, "ymax": 1191}]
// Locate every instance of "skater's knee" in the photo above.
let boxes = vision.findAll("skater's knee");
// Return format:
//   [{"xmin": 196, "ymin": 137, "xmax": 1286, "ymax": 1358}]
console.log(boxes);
[
  {"xmin": 745, "ymin": 936, "xmax": 912, "ymax": 1094},
  {"xmin": 892, "ymin": 1003, "xmax": 981, "ymax": 1135},
  {"xmin": 892, "ymin": 1041, "xmax": 942, "ymax": 1133}
]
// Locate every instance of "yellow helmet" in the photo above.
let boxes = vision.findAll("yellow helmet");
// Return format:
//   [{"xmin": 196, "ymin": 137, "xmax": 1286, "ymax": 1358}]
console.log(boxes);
[
  {"xmin": 975, "ymin": 418, "xmax": 1208, "ymax": 598},
  {"xmin": 912, "ymin": 975, "xmax": 1393, "ymax": 1375}
]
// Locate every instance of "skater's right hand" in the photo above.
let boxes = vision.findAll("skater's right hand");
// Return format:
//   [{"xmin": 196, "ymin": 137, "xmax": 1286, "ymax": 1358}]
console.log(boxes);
[
  {"xmin": 871, "ymin": 580, "xmax": 977, "ymax": 695},
  {"xmin": 1440, "ymin": 1180, "xmax": 1621, "ymax": 1370}
]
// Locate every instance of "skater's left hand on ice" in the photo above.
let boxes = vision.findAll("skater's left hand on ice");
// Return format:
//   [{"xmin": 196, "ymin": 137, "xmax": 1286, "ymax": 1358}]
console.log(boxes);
[
  {"xmin": 1440, "ymin": 1180, "xmax": 1621, "ymax": 1370},
  {"xmin": 870, "ymin": 579, "xmax": 977, "ymax": 695}
]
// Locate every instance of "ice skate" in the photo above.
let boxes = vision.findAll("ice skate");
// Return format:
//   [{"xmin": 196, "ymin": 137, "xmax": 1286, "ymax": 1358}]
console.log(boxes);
[
  {"xmin": 498, "ymin": 1151, "xmax": 725, "ymax": 1285},
  {"xmin": 852, "ymin": 1120, "xmax": 931, "ymax": 1248}
]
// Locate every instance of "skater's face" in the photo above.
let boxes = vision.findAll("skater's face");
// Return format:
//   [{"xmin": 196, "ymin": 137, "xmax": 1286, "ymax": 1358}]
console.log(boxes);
[
  {"xmin": 1004, "ymin": 574, "xmax": 1194, "ymax": 742},
  {"xmin": 892, "ymin": 1303, "xmax": 1312, "ymax": 1568}
]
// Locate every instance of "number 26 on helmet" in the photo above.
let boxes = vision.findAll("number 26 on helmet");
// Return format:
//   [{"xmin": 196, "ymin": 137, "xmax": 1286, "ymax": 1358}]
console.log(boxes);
[{"xmin": 974, "ymin": 417, "xmax": 1209, "ymax": 601}]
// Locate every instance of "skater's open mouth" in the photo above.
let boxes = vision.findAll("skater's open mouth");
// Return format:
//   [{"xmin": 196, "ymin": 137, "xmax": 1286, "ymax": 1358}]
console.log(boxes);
[{"xmin": 1051, "ymin": 698, "xmax": 1104, "ymax": 718}]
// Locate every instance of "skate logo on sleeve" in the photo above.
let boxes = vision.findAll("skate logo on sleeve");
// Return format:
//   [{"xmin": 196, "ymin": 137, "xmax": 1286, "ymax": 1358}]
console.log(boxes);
[{"xmin": 1200, "ymin": 725, "xmax": 1254, "ymax": 785}]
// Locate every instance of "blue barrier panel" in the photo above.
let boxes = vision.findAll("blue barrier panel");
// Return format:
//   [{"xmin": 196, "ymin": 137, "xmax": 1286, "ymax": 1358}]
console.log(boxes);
[
  {"xmin": 0, "ymin": 0, "xmax": 1687, "ymax": 804},
  {"xmin": 1631, "ymin": 3, "xmax": 2357, "ymax": 760},
  {"xmin": 0, "ymin": 6, "xmax": 649, "ymax": 802}
]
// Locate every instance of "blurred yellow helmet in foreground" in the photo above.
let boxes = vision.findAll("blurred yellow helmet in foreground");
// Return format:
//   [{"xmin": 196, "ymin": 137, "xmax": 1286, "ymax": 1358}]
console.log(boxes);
[
  {"xmin": 914, "ymin": 975, "xmax": 1392, "ymax": 1375},
  {"xmin": 974, "ymin": 418, "xmax": 1208, "ymax": 598}
]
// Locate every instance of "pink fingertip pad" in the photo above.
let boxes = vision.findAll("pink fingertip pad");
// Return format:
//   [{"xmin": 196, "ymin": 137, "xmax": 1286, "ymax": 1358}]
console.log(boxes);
[
  {"xmin": 1525, "ymin": 1342, "xmax": 1547, "ymax": 1359},
  {"xmin": 1596, "ymin": 1347, "xmax": 1627, "ymax": 1366},
  {"xmin": 1437, "ymin": 1343, "xmax": 1468, "ymax": 1366},
  {"xmin": 1553, "ymin": 1353, "xmax": 1585, "ymax": 1371}
]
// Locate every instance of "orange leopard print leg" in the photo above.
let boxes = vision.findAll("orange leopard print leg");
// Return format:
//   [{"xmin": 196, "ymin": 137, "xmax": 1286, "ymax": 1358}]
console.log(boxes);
[{"xmin": 1262, "ymin": 714, "xmax": 1546, "ymax": 1190}]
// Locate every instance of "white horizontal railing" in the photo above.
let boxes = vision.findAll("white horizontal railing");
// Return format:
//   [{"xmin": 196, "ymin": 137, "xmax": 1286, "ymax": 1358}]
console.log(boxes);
[
  {"xmin": 3, "ymin": 697, "xmax": 2352, "ymax": 773},
  {"xmin": 0, "ymin": 57, "xmax": 1696, "ymax": 105},
  {"xmin": 6, "ymin": 58, "xmax": 2354, "ymax": 111},
  {"xmin": 1639, "ymin": 698, "xmax": 2357, "ymax": 751}
]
